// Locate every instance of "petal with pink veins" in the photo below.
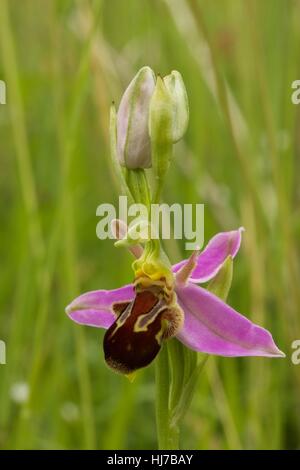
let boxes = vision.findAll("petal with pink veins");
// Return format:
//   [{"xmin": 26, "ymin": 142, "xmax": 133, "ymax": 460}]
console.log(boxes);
[
  {"xmin": 176, "ymin": 283, "xmax": 285, "ymax": 357},
  {"xmin": 66, "ymin": 284, "xmax": 134, "ymax": 329},
  {"xmin": 173, "ymin": 227, "xmax": 244, "ymax": 283}
]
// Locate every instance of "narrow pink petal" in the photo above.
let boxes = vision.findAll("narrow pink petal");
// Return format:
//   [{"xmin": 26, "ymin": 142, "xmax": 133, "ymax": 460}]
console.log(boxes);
[
  {"xmin": 176, "ymin": 283, "xmax": 284, "ymax": 357},
  {"xmin": 173, "ymin": 227, "xmax": 244, "ymax": 283},
  {"xmin": 66, "ymin": 284, "xmax": 134, "ymax": 329},
  {"xmin": 68, "ymin": 309, "xmax": 116, "ymax": 329}
]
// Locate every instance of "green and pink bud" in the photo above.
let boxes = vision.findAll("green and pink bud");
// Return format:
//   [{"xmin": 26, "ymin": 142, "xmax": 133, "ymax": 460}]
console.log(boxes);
[{"xmin": 117, "ymin": 66, "xmax": 155, "ymax": 169}]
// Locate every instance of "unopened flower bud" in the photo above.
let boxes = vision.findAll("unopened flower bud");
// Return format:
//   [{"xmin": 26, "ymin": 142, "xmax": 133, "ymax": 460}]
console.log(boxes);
[
  {"xmin": 149, "ymin": 75, "xmax": 174, "ymax": 144},
  {"xmin": 149, "ymin": 75, "xmax": 174, "ymax": 202},
  {"xmin": 117, "ymin": 66, "xmax": 155, "ymax": 169},
  {"xmin": 163, "ymin": 70, "xmax": 189, "ymax": 142}
]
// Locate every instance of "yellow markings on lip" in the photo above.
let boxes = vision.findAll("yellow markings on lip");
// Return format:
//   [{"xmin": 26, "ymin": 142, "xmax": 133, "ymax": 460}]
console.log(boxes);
[
  {"xmin": 104, "ymin": 288, "xmax": 184, "ymax": 374},
  {"xmin": 104, "ymin": 289, "xmax": 167, "ymax": 374},
  {"xmin": 108, "ymin": 303, "xmax": 132, "ymax": 339},
  {"xmin": 155, "ymin": 321, "xmax": 168, "ymax": 345},
  {"xmin": 134, "ymin": 276, "xmax": 175, "ymax": 305},
  {"xmin": 112, "ymin": 301, "xmax": 131, "ymax": 317},
  {"xmin": 133, "ymin": 303, "xmax": 166, "ymax": 333}
]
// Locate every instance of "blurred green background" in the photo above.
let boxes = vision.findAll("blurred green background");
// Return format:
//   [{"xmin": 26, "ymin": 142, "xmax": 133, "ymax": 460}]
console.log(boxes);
[{"xmin": 0, "ymin": 0, "xmax": 300, "ymax": 450}]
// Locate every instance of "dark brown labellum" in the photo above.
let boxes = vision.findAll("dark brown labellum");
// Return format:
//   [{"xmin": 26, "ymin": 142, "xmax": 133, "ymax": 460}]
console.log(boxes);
[{"xmin": 103, "ymin": 289, "xmax": 168, "ymax": 374}]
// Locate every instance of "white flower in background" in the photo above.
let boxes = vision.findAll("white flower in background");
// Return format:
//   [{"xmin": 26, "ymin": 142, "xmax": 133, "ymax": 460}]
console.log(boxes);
[
  {"xmin": 10, "ymin": 382, "xmax": 29, "ymax": 404},
  {"xmin": 60, "ymin": 402, "xmax": 80, "ymax": 422}
]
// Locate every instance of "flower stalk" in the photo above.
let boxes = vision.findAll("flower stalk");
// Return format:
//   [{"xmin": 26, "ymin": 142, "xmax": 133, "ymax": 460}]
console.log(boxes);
[{"xmin": 155, "ymin": 345, "xmax": 178, "ymax": 449}]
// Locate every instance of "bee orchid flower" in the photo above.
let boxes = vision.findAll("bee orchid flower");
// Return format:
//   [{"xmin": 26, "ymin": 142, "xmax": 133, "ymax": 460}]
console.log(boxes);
[{"xmin": 66, "ymin": 228, "xmax": 284, "ymax": 374}]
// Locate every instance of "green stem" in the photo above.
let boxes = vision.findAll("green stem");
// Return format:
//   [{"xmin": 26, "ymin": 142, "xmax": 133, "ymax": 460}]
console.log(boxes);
[
  {"xmin": 168, "ymin": 340, "xmax": 186, "ymax": 413},
  {"xmin": 155, "ymin": 345, "xmax": 179, "ymax": 449},
  {"xmin": 152, "ymin": 150, "xmax": 171, "ymax": 204},
  {"xmin": 171, "ymin": 354, "xmax": 209, "ymax": 427},
  {"xmin": 126, "ymin": 168, "xmax": 151, "ymax": 208}
]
